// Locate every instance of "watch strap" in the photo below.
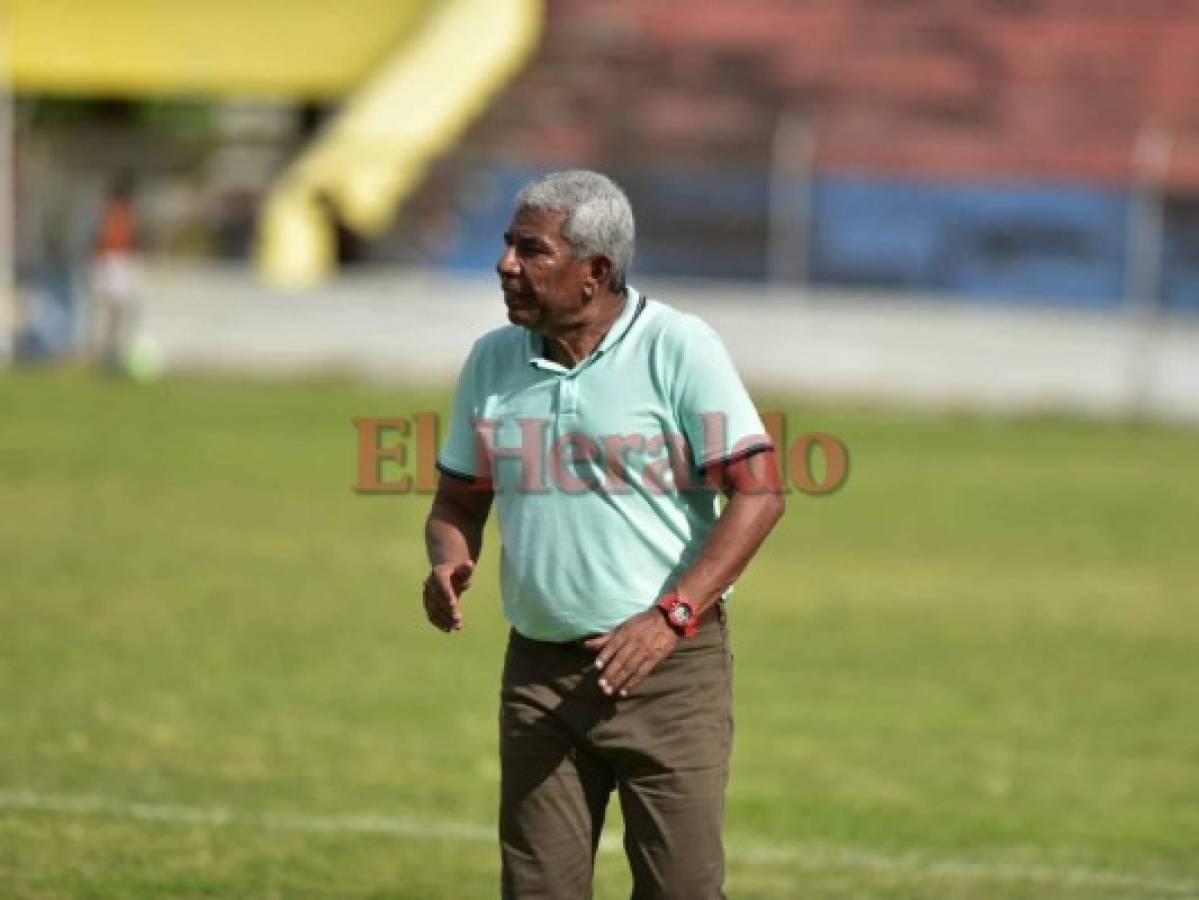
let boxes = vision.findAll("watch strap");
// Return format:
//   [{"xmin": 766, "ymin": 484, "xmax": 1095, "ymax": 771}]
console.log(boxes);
[{"xmin": 656, "ymin": 591, "xmax": 700, "ymax": 639}]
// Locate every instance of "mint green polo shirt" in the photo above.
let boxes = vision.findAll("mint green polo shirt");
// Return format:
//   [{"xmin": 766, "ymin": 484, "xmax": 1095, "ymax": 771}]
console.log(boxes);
[{"xmin": 437, "ymin": 286, "xmax": 770, "ymax": 642}]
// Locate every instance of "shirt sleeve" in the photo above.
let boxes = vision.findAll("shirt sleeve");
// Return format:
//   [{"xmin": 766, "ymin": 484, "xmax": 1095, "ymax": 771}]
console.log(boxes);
[
  {"xmin": 436, "ymin": 342, "xmax": 484, "ymax": 480},
  {"xmin": 668, "ymin": 317, "xmax": 772, "ymax": 470}
]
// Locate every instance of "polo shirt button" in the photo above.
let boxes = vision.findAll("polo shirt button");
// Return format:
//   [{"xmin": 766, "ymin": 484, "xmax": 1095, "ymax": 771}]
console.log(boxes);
[{"xmin": 559, "ymin": 380, "xmax": 579, "ymax": 416}]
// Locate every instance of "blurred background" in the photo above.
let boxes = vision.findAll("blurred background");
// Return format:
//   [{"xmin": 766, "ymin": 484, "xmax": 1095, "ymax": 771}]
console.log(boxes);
[
  {"xmin": 4, "ymin": 0, "xmax": 1199, "ymax": 414},
  {"xmin": 2, "ymin": 2, "xmax": 1198, "ymax": 898}
]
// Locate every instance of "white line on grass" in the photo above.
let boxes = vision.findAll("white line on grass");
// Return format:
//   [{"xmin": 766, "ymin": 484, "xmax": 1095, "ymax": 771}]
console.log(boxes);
[{"xmin": 1, "ymin": 789, "xmax": 1194, "ymax": 895}]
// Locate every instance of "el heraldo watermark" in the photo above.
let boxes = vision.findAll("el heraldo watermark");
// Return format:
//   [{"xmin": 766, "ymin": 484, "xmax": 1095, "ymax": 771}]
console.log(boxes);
[{"xmin": 351, "ymin": 412, "xmax": 849, "ymax": 496}]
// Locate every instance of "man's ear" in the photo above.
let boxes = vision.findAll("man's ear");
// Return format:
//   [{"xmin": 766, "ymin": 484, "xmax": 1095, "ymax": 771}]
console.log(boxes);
[{"xmin": 588, "ymin": 254, "xmax": 614, "ymax": 292}]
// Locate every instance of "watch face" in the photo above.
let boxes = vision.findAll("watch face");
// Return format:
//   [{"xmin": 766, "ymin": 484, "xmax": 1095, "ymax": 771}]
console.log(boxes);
[{"xmin": 673, "ymin": 604, "xmax": 692, "ymax": 623}]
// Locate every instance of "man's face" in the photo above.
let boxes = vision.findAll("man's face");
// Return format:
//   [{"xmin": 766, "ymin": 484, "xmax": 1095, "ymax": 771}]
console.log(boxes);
[{"xmin": 496, "ymin": 206, "xmax": 594, "ymax": 332}]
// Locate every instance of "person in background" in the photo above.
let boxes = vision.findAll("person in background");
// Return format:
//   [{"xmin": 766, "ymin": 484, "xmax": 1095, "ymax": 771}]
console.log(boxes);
[{"xmin": 91, "ymin": 176, "xmax": 141, "ymax": 368}]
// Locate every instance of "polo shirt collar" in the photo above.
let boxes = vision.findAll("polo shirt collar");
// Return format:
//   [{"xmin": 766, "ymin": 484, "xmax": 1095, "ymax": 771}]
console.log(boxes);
[{"xmin": 595, "ymin": 285, "xmax": 641, "ymax": 355}]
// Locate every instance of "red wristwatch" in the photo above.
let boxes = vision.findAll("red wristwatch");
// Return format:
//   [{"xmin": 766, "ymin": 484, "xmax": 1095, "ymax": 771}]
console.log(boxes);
[{"xmin": 656, "ymin": 591, "xmax": 699, "ymax": 639}]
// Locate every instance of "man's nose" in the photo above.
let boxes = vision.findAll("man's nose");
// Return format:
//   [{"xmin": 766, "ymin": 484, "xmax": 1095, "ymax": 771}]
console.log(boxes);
[{"xmin": 496, "ymin": 245, "xmax": 519, "ymax": 276}]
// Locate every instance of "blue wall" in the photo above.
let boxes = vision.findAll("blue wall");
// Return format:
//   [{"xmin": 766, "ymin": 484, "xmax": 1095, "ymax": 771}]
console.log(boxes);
[
  {"xmin": 1163, "ymin": 196, "xmax": 1199, "ymax": 312},
  {"xmin": 810, "ymin": 178, "xmax": 1129, "ymax": 308},
  {"xmin": 435, "ymin": 166, "xmax": 1193, "ymax": 312}
]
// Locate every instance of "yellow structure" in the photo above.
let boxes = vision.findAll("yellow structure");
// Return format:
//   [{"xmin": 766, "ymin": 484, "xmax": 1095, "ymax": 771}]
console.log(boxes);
[
  {"xmin": 257, "ymin": 0, "xmax": 543, "ymax": 288},
  {"xmin": 6, "ymin": 1, "xmax": 431, "ymax": 98},
  {"xmin": 4, "ymin": 0, "xmax": 544, "ymax": 288}
]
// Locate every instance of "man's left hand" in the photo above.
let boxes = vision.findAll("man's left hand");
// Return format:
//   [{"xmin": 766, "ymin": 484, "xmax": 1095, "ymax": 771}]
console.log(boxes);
[{"xmin": 583, "ymin": 608, "xmax": 679, "ymax": 697}]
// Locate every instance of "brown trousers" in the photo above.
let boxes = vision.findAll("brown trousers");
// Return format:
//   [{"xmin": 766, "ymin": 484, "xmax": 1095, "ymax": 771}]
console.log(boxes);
[{"xmin": 499, "ymin": 608, "xmax": 732, "ymax": 900}]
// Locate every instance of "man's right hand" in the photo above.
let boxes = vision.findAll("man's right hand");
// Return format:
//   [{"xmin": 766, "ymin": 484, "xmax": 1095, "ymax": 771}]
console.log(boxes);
[{"xmin": 423, "ymin": 560, "xmax": 475, "ymax": 632}]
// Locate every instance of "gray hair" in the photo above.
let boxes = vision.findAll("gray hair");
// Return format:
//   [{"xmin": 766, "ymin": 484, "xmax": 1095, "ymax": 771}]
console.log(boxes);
[{"xmin": 515, "ymin": 170, "xmax": 635, "ymax": 291}]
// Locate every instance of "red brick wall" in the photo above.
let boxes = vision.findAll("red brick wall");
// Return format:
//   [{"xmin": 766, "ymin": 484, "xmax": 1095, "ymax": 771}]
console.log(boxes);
[{"xmin": 460, "ymin": 0, "xmax": 1199, "ymax": 186}]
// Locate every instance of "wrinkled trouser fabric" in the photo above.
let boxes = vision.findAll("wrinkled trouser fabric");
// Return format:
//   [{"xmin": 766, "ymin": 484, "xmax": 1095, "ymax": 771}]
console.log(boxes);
[{"xmin": 499, "ymin": 608, "xmax": 732, "ymax": 900}]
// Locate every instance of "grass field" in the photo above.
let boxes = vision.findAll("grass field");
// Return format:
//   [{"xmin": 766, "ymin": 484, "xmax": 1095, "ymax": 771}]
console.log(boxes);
[{"xmin": 2, "ymin": 370, "xmax": 1197, "ymax": 899}]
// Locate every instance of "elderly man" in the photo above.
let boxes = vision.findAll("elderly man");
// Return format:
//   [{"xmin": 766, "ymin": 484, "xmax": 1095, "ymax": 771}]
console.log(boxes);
[{"xmin": 423, "ymin": 170, "xmax": 784, "ymax": 899}]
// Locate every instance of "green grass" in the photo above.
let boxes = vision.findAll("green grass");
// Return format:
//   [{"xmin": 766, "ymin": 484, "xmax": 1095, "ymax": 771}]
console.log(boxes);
[{"xmin": 2, "ymin": 370, "xmax": 1197, "ymax": 898}]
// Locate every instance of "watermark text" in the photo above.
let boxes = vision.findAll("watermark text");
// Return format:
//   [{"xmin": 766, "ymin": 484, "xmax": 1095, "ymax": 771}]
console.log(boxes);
[{"xmin": 353, "ymin": 411, "xmax": 849, "ymax": 496}]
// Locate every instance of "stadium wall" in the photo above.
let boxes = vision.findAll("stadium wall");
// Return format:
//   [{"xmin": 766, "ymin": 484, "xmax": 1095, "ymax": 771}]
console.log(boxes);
[
  {"xmin": 134, "ymin": 263, "xmax": 1199, "ymax": 423},
  {"xmin": 415, "ymin": 164, "xmax": 1199, "ymax": 312},
  {"xmin": 393, "ymin": 0, "xmax": 1199, "ymax": 311}
]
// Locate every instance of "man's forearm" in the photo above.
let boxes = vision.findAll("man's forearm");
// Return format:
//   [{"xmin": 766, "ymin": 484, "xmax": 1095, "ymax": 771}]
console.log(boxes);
[
  {"xmin": 673, "ymin": 491, "xmax": 784, "ymax": 613},
  {"xmin": 425, "ymin": 503, "xmax": 485, "ymax": 566}
]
